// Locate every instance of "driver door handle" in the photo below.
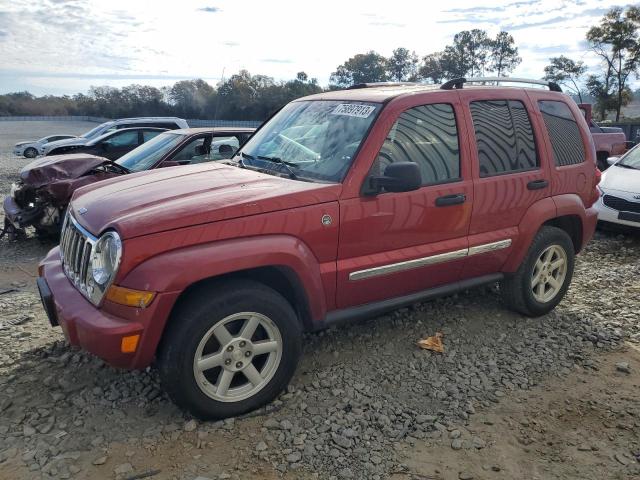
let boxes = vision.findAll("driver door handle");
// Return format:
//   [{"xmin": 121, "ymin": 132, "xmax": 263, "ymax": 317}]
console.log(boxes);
[
  {"xmin": 527, "ymin": 179, "xmax": 549, "ymax": 190},
  {"xmin": 435, "ymin": 193, "xmax": 466, "ymax": 207}
]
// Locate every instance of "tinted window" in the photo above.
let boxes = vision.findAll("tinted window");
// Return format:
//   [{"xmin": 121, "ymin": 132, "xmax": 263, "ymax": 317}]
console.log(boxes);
[
  {"xmin": 105, "ymin": 130, "xmax": 138, "ymax": 147},
  {"xmin": 375, "ymin": 103, "xmax": 460, "ymax": 185},
  {"xmin": 143, "ymin": 130, "xmax": 163, "ymax": 141},
  {"xmin": 470, "ymin": 100, "xmax": 538, "ymax": 177},
  {"xmin": 538, "ymin": 101, "xmax": 585, "ymax": 166}
]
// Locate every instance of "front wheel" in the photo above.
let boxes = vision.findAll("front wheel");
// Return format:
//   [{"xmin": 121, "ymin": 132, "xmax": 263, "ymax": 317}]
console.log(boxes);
[
  {"xmin": 500, "ymin": 226, "xmax": 575, "ymax": 317},
  {"xmin": 158, "ymin": 280, "xmax": 302, "ymax": 419},
  {"xmin": 24, "ymin": 147, "xmax": 38, "ymax": 158}
]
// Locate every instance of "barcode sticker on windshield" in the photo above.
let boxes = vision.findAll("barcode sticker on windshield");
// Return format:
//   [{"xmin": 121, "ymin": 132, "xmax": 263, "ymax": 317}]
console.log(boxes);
[{"xmin": 331, "ymin": 104, "xmax": 376, "ymax": 118}]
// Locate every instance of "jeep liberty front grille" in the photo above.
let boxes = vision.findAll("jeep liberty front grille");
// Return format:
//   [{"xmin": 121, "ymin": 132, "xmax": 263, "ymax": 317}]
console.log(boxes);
[{"xmin": 60, "ymin": 213, "xmax": 97, "ymax": 301}]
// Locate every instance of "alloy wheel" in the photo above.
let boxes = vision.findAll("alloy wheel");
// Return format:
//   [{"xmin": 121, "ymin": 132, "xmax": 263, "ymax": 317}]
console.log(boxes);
[
  {"xmin": 193, "ymin": 312, "xmax": 283, "ymax": 402},
  {"xmin": 531, "ymin": 244, "xmax": 568, "ymax": 303}
]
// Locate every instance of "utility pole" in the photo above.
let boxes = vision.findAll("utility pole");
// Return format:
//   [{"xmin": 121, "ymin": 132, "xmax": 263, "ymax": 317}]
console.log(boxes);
[{"xmin": 213, "ymin": 67, "xmax": 225, "ymax": 121}]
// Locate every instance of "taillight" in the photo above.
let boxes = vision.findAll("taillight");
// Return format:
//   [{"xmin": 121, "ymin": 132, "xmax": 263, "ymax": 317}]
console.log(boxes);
[{"xmin": 594, "ymin": 167, "xmax": 602, "ymax": 186}]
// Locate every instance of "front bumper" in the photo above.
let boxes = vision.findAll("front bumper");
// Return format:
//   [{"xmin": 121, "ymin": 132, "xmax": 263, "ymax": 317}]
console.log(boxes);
[
  {"xmin": 39, "ymin": 247, "xmax": 179, "ymax": 369},
  {"xmin": 3, "ymin": 195, "xmax": 42, "ymax": 229},
  {"xmin": 594, "ymin": 193, "xmax": 640, "ymax": 229}
]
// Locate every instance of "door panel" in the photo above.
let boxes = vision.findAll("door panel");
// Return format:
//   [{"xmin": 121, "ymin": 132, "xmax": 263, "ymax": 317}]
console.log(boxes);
[
  {"xmin": 337, "ymin": 184, "xmax": 472, "ymax": 308},
  {"xmin": 457, "ymin": 90, "xmax": 551, "ymax": 279},
  {"xmin": 336, "ymin": 100, "xmax": 473, "ymax": 309}
]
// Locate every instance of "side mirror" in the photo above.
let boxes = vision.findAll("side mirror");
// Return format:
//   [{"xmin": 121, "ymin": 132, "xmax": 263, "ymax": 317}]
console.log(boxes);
[
  {"xmin": 160, "ymin": 160, "xmax": 180, "ymax": 168},
  {"xmin": 607, "ymin": 156, "xmax": 619, "ymax": 166},
  {"xmin": 368, "ymin": 162, "xmax": 422, "ymax": 194}
]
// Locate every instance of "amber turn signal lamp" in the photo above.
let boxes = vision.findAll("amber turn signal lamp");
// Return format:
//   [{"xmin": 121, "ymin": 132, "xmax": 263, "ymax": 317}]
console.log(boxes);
[
  {"xmin": 106, "ymin": 285, "xmax": 155, "ymax": 308},
  {"xmin": 121, "ymin": 334, "xmax": 140, "ymax": 353}
]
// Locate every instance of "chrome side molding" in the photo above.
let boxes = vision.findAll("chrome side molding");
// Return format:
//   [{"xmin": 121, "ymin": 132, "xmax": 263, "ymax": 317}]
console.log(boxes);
[
  {"xmin": 349, "ymin": 239, "xmax": 512, "ymax": 281},
  {"xmin": 468, "ymin": 239, "xmax": 512, "ymax": 256}
]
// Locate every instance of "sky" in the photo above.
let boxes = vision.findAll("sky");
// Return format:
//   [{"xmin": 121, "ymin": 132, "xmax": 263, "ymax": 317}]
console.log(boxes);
[{"xmin": 0, "ymin": 0, "xmax": 626, "ymax": 96}]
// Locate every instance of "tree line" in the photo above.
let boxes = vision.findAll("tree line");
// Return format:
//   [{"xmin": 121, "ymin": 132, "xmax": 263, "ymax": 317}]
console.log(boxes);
[{"xmin": 0, "ymin": 7, "xmax": 638, "ymax": 121}]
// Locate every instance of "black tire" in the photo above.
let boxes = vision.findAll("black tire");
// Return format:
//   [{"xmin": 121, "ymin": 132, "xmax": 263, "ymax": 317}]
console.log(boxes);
[
  {"xmin": 500, "ymin": 226, "xmax": 575, "ymax": 317},
  {"xmin": 158, "ymin": 279, "xmax": 302, "ymax": 420},
  {"xmin": 24, "ymin": 147, "xmax": 38, "ymax": 158}
]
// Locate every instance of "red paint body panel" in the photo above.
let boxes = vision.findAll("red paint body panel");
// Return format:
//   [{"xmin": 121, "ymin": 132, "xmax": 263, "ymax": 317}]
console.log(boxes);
[
  {"xmin": 72, "ymin": 163, "xmax": 341, "ymax": 239},
  {"xmin": 38, "ymin": 85, "xmax": 599, "ymax": 370}
]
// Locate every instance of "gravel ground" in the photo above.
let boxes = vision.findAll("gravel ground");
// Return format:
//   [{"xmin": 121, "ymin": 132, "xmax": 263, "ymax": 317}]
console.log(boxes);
[{"xmin": 0, "ymin": 121, "xmax": 639, "ymax": 480}]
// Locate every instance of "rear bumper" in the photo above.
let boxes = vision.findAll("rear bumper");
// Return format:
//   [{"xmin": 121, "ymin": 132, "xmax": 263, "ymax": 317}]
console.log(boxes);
[
  {"xmin": 39, "ymin": 247, "xmax": 179, "ymax": 369},
  {"xmin": 582, "ymin": 206, "xmax": 598, "ymax": 250}
]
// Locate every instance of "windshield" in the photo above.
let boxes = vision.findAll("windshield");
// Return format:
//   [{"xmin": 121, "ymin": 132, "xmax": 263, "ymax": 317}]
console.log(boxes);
[
  {"xmin": 82, "ymin": 122, "xmax": 111, "ymax": 139},
  {"xmin": 116, "ymin": 132, "xmax": 186, "ymax": 172},
  {"xmin": 236, "ymin": 100, "xmax": 381, "ymax": 182},
  {"xmin": 618, "ymin": 145, "xmax": 640, "ymax": 169}
]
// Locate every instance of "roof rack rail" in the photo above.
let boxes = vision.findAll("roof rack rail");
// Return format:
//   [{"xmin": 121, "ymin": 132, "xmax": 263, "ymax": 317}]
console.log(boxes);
[
  {"xmin": 347, "ymin": 82, "xmax": 420, "ymax": 89},
  {"xmin": 440, "ymin": 77, "xmax": 562, "ymax": 92}
]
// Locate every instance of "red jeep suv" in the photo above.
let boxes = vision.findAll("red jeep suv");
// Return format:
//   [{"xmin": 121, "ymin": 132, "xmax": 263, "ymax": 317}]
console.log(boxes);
[{"xmin": 37, "ymin": 78, "xmax": 600, "ymax": 419}]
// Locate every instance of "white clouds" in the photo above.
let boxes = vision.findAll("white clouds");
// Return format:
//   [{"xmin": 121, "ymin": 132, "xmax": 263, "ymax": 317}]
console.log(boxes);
[{"xmin": 0, "ymin": 0, "xmax": 622, "ymax": 95}]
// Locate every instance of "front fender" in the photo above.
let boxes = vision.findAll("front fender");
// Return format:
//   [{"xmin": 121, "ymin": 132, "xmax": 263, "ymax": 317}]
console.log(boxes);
[{"xmin": 119, "ymin": 234, "xmax": 328, "ymax": 322}]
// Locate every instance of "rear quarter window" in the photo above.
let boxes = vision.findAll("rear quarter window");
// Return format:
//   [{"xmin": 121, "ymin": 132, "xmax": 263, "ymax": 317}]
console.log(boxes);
[{"xmin": 538, "ymin": 100, "xmax": 585, "ymax": 166}]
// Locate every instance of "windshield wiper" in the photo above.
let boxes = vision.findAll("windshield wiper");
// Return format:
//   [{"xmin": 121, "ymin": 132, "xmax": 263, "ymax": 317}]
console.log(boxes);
[{"xmin": 256, "ymin": 155, "xmax": 299, "ymax": 180}]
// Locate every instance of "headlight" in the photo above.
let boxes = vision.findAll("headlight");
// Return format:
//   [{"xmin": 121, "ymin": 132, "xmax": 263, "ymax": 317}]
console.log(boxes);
[
  {"xmin": 90, "ymin": 231, "xmax": 122, "ymax": 285},
  {"xmin": 10, "ymin": 183, "xmax": 19, "ymax": 198}
]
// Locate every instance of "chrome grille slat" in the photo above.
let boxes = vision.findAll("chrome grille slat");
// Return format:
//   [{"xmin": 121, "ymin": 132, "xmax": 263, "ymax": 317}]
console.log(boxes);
[
  {"xmin": 80, "ymin": 242, "xmax": 91, "ymax": 285},
  {"xmin": 59, "ymin": 212, "xmax": 100, "ymax": 305},
  {"xmin": 74, "ymin": 235, "xmax": 83, "ymax": 276}
]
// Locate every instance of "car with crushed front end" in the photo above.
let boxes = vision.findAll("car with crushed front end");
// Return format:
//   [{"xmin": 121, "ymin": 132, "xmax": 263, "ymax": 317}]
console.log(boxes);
[
  {"xmin": 37, "ymin": 77, "xmax": 600, "ymax": 420},
  {"xmin": 3, "ymin": 128, "xmax": 254, "ymax": 239}
]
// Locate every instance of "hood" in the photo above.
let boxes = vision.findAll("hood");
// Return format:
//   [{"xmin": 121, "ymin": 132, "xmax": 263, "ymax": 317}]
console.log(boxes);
[
  {"xmin": 601, "ymin": 163, "xmax": 640, "ymax": 194},
  {"xmin": 71, "ymin": 163, "xmax": 341, "ymax": 239},
  {"xmin": 20, "ymin": 154, "xmax": 109, "ymax": 188},
  {"xmin": 43, "ymin": 137, "xmax": 89, "ymax": 150},
  {"xmin": 15, "ymin": 140, "xmax": 36, "ymax": 146}
]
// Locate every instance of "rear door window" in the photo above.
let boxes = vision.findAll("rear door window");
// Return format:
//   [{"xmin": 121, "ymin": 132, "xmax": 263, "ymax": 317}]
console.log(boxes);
[
  {"xmin": 470, "ymin": 100, "xmax": 538, "ymax": 177},
  {"xmin": 143, "ymin": 130, "xmax": 164, "ymax": 142},
  {"xmin": 105, "ymin": 130, "xmax": 139, "ymax": 147},
  {"xmin": 374, "ymin": 103, "xmax": 460, "ymax": 186},
  {"xmin": 538, "ymin": 100, "xmax": 585, "ymax": 166}
]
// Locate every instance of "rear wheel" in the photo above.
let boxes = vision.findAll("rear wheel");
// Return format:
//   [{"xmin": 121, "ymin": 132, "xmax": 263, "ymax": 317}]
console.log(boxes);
[
  {"xmin": 24, "ymin": 147, "xmax": 38, "ymax": 158},
  {"xmin": 158, "ymin": 280, "xmax": 302, "ymax": 419},
  {"xmin": 500, "ymin": 226, "xmax": 575, "ymax": 317}
]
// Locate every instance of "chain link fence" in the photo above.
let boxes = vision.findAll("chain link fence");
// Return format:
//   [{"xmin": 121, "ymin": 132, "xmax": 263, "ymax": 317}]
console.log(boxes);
[{"xmin": 0, "ymin": 116, "xmax": 262, "ymax": 128}]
